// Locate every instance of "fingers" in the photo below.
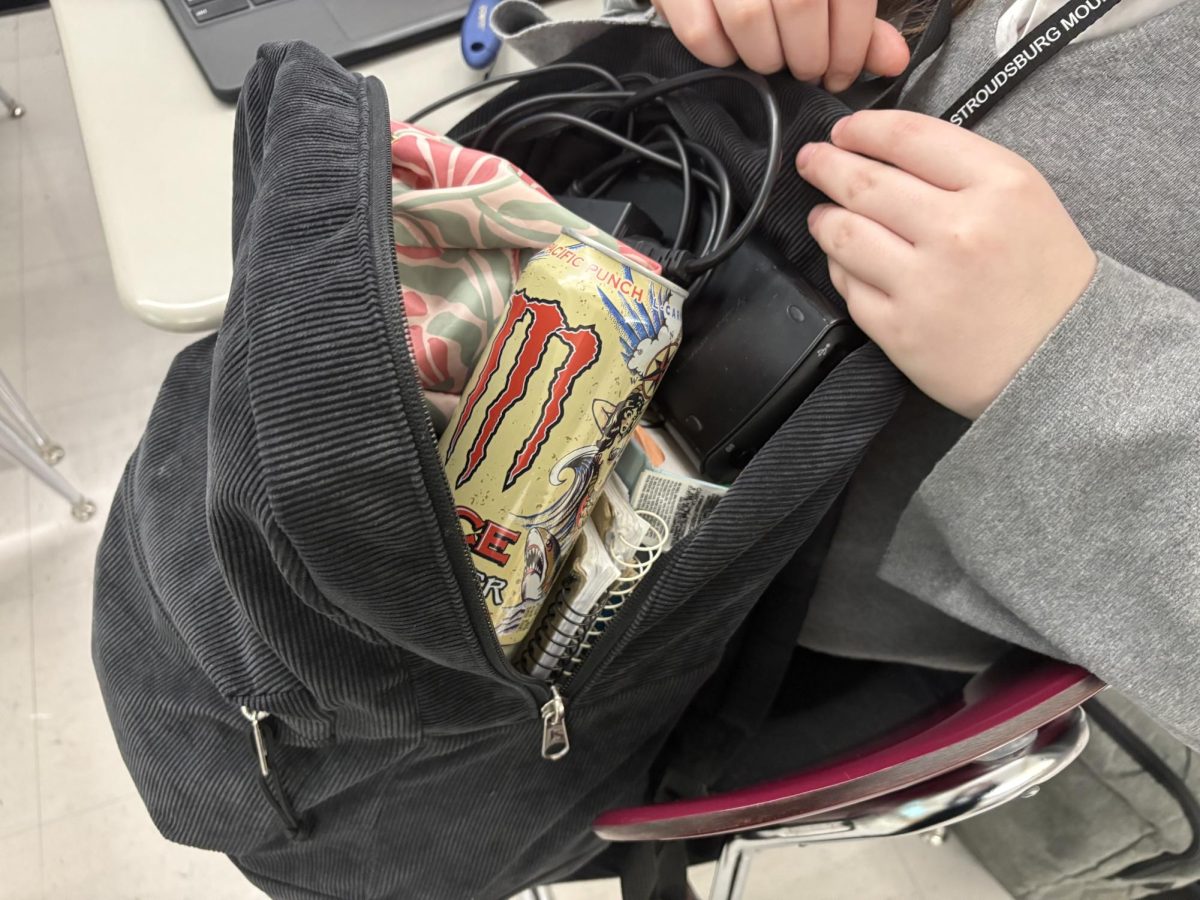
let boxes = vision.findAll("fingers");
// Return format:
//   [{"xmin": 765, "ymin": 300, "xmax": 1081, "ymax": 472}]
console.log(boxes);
[
  {"xmin": 823, "ymin": 0, "xmax": 874, "ymax": 92},
  {"xmin": 654, "ymin": 0, "xmax": 739, "ymax": 67},
  {"xmin": 808, "ymin": 203, "xmax": 913, "ymax": 295},
  {"xmin": 831, "ymin": 109, "xmax": 1020, "ymax": 190},
  {"xmin": 827, "ymin": 258, "xmax": 893, "ymax": 342},
  {"xmin": 658, "ymin": 0, "xmax": 913, "ymax": 84},
  {"xmin": 714, "ymin": 0, "xmax": 785, "ymax": 74},
  {"xmin": 796, "ymin": 141, "xmax": 948, "ymax": 242},
  {"xmin": 863, "ymin": 19, "xmax": 911, "ymax": 77},
  {"xmin": 771, "ymin": 0, "xmax": 829, "ymax": 81}
]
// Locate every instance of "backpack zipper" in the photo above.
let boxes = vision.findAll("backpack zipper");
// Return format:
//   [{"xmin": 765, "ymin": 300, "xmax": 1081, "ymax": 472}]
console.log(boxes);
[
  {"xmin": 366, "ymin": 78, "xmax": 554, "ymax": 721},
  {"xmin": 551, "ymin": 543, "xmax": 669, "ymax": 696},
  {"xmin": 537, "ymin": 550, "xmax": 676, "ymax": 758},
  {"xmin": 240, "ymin": 707, "xmax": 310, "ymax": 840},
  {"xmin": 368, "ymin": 77, "xmax": 676, "ymax": 762},
  {"xmin": 540, "ymin": 685, "xmax": 571, "ymax": 760}
]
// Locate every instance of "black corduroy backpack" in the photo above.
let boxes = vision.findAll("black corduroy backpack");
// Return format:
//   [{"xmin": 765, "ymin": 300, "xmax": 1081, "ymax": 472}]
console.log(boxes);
[{"xmin": 91, "ymin": 12, "xmax": 955, "ymax": 900}]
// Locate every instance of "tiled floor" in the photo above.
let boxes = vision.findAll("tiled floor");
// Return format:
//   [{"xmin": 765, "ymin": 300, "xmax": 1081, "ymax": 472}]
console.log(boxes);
[{"xmin": 0, "ymin": 8, "xmax": 1013, "ymax": 899}]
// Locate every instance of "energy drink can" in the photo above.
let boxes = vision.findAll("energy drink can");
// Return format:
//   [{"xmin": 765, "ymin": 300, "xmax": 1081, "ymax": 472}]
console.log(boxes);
[{"xmin": 440, "ymin": 229, "xmax": 687, "ymax": 656}]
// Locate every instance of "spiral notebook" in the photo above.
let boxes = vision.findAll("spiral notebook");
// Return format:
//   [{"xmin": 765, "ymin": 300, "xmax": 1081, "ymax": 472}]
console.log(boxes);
[{"xmin": 520, "ymin": 428, "xmax": 726, "ymax": 681}]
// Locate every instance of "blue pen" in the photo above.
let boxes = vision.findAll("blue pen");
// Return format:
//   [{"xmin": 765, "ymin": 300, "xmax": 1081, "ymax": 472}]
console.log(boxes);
[{"xmin": 462, "ymin": 0, "xmax": 503, "ymax": 71}]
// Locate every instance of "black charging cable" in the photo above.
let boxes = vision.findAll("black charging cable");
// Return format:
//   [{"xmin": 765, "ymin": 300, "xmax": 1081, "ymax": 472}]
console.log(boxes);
[
  {"xmin": 465, "ymin": 82, "xmax": 645, "ymax": 149},
  {"xmin": 406, "ymin": 62, "xmax": 625, "ymax": 124},
  {"xmin": 614, "ymin": 69, "xmax": 782, "ymax": 279},
  {"xmin": 645, "ymin": 125, "xmax": 692, "ymax": 252},
  {"xmin": 407, "ymin": 63, "xmax": 781, "ymax": 289}
]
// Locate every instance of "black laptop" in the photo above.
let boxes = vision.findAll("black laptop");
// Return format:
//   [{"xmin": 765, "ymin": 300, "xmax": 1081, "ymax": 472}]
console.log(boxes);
[{"xmin": 162, "ymin": 0, "xmax": 473, "ymax": 101}]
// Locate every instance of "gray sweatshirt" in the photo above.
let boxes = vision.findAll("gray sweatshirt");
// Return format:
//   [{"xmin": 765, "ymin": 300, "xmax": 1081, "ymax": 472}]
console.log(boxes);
[
  {"xmin": 498, "ymin": 0, "xmax": 1200, "ymax": 744},
  {"xmin": 806, "ymin": 0, "xmax": 1200, "ymax": 743}
]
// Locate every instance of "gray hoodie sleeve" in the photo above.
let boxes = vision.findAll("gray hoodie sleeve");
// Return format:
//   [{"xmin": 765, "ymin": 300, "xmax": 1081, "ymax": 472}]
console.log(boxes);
[{"xmin": 879, "ymin": 253, "xmax": 1200, "ymax": 743}]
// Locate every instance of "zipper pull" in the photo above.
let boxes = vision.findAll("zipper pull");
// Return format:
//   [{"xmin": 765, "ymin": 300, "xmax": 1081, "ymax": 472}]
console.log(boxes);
[
  {"xmin": 241, "ymin": 706, "xmax": 271, "ymax": 777},
  {"xmin": 240, "ymin": 706, "xmax": 311, "ymax": 841},
  {"xmin": 540, "ymin": 686, "xmax": 570, "ymax": 761}
]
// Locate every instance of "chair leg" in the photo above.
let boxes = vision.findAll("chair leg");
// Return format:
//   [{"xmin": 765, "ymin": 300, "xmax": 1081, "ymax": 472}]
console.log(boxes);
[
  {"xmin": 0, "ymin": 369, "xmax": 64, "ymax": 464},
  {"xmin": 0, "ymin": 83, "xmax": 23, "ymax": 118},
  {"xmin": 709, "ymin": 837, "xmax": 757, "ymax": 900},
  {"xmin": 0, "ymin": 417, "xmax": 95, "ymax": 521}
]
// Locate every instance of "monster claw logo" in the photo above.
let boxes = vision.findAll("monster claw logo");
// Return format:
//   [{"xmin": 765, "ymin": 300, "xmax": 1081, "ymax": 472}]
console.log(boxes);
[{"xmin": 446, "ymin": 290, "xmax": 601, "ymax": 491}]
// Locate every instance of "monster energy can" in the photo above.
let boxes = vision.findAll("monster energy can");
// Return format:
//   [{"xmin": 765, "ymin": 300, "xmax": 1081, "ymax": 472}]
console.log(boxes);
[{"xmin": 439, "ymin": 229, "xmax": 687, "ymax": 656}]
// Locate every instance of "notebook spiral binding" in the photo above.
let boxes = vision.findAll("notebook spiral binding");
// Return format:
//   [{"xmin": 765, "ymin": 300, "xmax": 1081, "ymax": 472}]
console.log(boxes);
[{"xmin": 524, "ymin": 510, "xmax": 670, "ymax": 682}]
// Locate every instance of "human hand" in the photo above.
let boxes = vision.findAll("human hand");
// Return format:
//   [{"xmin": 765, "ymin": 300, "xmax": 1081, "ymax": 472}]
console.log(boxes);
[
  {"xmin": 651, "ymin": 0, "xmax": 911, "ymax": 92},
  {"xmin": 797, "ymin": 110, "xmax": 1097, "ymax": 420}
]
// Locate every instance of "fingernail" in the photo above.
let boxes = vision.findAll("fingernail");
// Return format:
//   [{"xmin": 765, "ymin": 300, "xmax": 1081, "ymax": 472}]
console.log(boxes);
[
  {"xmin": 808, "ymin": 204, "xmax": 829, "ymax": 229},
  {"xmin": 831, "ymin": 116, "xmax": 849, "ymax": 142},
  {"xmin": 796, "ymin": 143, "xmax": 817, "ymax": 169}
]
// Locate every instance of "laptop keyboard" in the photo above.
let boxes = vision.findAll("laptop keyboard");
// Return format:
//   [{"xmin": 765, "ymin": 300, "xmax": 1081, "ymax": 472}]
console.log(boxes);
[{"xmin": 186, "ymin": 0, "xmax": 289, "ymax": 25}]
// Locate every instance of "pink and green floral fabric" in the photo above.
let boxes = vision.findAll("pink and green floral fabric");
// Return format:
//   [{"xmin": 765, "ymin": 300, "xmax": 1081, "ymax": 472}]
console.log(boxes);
[{"xmin": 391, "ymin": 122, "xmax": 659, "ymax": 430}]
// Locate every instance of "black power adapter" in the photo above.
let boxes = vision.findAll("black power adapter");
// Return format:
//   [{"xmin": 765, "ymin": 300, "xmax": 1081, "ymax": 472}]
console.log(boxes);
[
  {"xmin": 655, "ymin": 233, "xmax": 862, "ymax": 482},
  {"xmin": 562, "ymin": 180, "xmax": 862, "ymax": 484},
  {"xmin": 554, "ymin": 195, "xmax": 663, "ymax": 243}
]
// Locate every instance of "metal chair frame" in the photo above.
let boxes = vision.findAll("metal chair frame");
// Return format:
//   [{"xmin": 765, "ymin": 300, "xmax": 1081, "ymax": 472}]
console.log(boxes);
[
  {"xmin": 0, "ymin": 82, "xmax": 23, "ymax": 118},
  {"xmin": 0, "ymin": 369, "xmax": 94, "ymax": 520},
  {"xmin": 704, "ymin": 708, "xmax": 1088, "ymax": 900},
  {"xmin": 510, "ymin": 655, "xmax": 1103, "ymax": 900}
]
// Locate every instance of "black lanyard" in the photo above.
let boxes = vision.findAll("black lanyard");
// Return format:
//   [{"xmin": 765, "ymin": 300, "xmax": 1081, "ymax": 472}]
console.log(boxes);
[
  {"xmin": 867, "ymin": 0, "xmax": 1128, "ymax": 128},
  {"xmin": 941, "ymin": 0, "xmax": 1128, "ymax": 126}
]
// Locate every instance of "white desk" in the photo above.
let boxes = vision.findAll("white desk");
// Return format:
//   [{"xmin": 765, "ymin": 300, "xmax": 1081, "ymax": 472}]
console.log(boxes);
[{"xmin": 52, "ymin": 0, "xmax": 592, "ymax": 332}]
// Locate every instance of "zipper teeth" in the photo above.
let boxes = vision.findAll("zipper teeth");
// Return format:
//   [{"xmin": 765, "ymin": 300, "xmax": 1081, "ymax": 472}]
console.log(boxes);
[
  {"xmin": 387, "ymin": 253, "xmax": 505, "ymax": 663},
  {"xmin": 554, "ymin": 538, "xmax": 677, "ymax": 693},
  {"xmin": 365, "ymin": 77, "xmax": 548, "ymax": 705},
  {"xmin": 390, "ymin": 265, "xmax": 528, "ymax": 687},
  {"xmin": 554, "ymin": 590, "xmax": 640, "ymax": 689},
  {"xmin": 369, "ymin": 77, "xmax": 673, "ymax": 707},
  {"xmin": 552, "ymin": 591, "xmax": 636, "ymax": 687}
]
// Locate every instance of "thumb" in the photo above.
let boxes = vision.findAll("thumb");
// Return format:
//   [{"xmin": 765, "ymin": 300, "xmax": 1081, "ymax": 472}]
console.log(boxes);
[{"xmin": 864, "ymin": 19, "xmax": 911, "ymax": 77}]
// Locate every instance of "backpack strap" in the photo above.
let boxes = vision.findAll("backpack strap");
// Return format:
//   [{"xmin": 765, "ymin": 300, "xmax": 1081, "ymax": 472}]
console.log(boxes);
[
  {"xmin": 619, "ymin": 840, "xmax": 695, "ymax": 900},
  {"xmin": 616, "ymin": 488, "xmax": 850, "ymax": 900},
  {"xmin": 653, "ymin": 493, "xmax": 846, "ymax": 804}
]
